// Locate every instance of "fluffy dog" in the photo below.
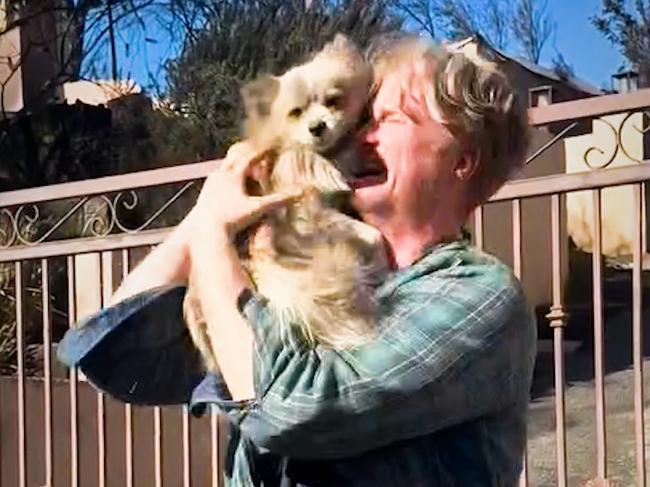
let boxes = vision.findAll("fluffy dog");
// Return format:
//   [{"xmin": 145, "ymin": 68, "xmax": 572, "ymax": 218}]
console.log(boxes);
[{"xmin": 183, "ymin": 34, "xmax": 388, "ymax": 373}]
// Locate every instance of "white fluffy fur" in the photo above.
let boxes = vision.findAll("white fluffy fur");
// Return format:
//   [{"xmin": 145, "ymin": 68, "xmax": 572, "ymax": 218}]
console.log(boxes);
[{"xmin": 184, "ymin": 34, "xmax": 387, "ymax": 372}]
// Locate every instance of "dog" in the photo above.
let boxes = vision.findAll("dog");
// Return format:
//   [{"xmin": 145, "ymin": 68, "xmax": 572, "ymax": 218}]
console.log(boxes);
[{"xmin": 183, "ymin": 34, "xmax": 388, "ymax": 373}]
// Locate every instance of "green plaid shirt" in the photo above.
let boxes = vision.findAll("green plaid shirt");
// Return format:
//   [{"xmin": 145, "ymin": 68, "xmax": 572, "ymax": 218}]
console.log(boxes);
[{"xmin": 199, "ymin": 240, "xmax": 537, "ymax": 486}]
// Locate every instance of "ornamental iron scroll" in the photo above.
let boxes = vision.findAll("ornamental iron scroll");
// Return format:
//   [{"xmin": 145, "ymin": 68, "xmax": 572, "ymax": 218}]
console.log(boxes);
[
  {"xmin": 583, "ymin": 111, "xmax": 649, "ymax": 169},
  {"xmin": 0, "ymin": 181, "xmax": 197, "ymax": 249}
]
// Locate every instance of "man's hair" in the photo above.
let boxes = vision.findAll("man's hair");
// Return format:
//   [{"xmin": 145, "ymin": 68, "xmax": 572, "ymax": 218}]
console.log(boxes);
[{"xmin": 366, "ymin": 34, "xmax": 530, "ymax": 205}]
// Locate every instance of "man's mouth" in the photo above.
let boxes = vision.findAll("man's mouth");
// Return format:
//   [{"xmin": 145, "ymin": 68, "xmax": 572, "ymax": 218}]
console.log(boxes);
[
  {"xmin": 350, "ymin": 173, "xmax": 386, "ymax": 189},
  {"xmin": 349, "ymin": 145, "xmax": 387, "ymax": 188}
]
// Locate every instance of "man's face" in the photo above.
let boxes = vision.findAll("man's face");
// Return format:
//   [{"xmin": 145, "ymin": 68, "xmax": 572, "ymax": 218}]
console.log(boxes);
[{"xmin": 351, "ymin": 61, "xmax": 462, "ymax": 227}]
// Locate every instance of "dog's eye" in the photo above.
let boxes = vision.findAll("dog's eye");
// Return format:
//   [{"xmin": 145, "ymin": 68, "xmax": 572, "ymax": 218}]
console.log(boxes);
[
  {"xmin": 288, "ymin": 107, "xmax": 302, "ymax": 118},
  {"xmin": 358, "ymin": 104, "xmax": 372, "ymax": 127},
  {"xmin": 324, "ymin": 95, "xmax": 341, "ymax": 108}
]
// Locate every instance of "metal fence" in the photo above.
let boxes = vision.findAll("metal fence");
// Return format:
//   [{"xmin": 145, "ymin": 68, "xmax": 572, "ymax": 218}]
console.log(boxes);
[{"xmin": 0, "ymin": 88, "xmax": 649, "ymax": 486}]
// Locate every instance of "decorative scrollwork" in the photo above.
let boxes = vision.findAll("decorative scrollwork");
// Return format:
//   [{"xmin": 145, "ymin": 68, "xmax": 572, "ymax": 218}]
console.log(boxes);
[
  {"xmin": 0, "ymin": 208, "xmax": 16, "ymax": 248},
  {"xmin": 80, "ymin": 195, "xmax": 113, "ymax": 238},
  {"xmin": 1, "ymin": 201, "xmax": 88, "ymax": 248},
  {"xmin": 113, "ymin": 182, "xmax": 195, "ymax": 233},
  {"xmin": 583, "ymin": 117, "xmax": 619, "ymax": 169},
  {"xmin": 583, "ymin": 110, "xmax": 649, "ymax": 169},
  {"xmin": 617, "ymin": 110, "xmax": 650, "ymax": 163},
  {"xmin": 0, "ymin": 181, "xmax": 198, "ymax": 248}
]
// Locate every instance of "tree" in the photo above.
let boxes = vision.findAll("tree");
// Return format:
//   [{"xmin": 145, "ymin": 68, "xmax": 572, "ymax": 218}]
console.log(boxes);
[
  {"xmin": 0, "ymin": 0, "xmax": 207, "ymax": 187},
  {"xmin": 392, "ymin": 0, "xmax": 555, "ymax": 62},
  {"xmin": 164, "ymin": 0, "xmax": 403, "ymax": 158},
  {"xmin": 394, "ymin": 0, "xmax": 511, "ymax": 49},
  {"xmin": 511, "ymin": 0, "xmax": 553, "ymax": 63},
  {"xmin": 592, "ymin": 0, "xmax": 650, "ymax": 82},
  {"xmin": 551, "ymin": 51, "xmax": 575, "ymax": 80},
  {"xmin": 0, "ymin": 0, "xmax": 184, "ymax": 118},
  {"xmin": 392, "ymin": 0, "xmax": 437, "ymax": 38}
]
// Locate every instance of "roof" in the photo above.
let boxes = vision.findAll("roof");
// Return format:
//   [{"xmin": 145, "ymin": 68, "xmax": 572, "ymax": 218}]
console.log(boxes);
[
  {"xmin": 446, "ymin": 36, "xmax": 604, "ymax": 96},
  {"xmin": 62, "ymin": 79, "xmax": 142, "ymax": 106}
]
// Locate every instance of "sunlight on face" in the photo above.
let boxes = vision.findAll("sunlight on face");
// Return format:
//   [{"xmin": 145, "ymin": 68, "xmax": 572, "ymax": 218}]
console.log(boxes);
[{"xmin": 353, "ymin": 61, "xmax": 461, "ymax": 226}]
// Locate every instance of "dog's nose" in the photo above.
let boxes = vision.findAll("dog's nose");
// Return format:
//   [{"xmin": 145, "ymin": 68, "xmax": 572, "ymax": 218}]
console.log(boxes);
[{"xmin": 309, "ymin": 121, "xmax": 327, "ymax": 137}]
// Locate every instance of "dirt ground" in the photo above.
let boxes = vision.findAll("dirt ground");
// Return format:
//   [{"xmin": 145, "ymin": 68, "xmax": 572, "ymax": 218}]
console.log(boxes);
[{"xmin": 527, "ymin": 306, "xmax": 650, "ymax": 486}]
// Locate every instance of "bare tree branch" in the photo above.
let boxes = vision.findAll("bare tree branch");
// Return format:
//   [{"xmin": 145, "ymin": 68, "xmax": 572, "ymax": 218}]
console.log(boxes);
[
  {"xmin": 393, "ymin": 0, "xmax": 436, "ymax": 38},
  {"xmin": 593, "ymin": 0, "xmax": 650, "ymax": 81},
  {"xmin": 511, "ymin": 0, "xmax": 554, "ymax": 63},
  {"xmin": 392, "ymin": 0, "xmax": 512, "ymax": 49}
]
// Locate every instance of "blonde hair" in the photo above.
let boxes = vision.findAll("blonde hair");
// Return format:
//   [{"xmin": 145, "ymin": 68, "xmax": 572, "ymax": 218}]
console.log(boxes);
[{"xmin": 367, "ymin": 34, "xmax": 529, "ymax": 204}]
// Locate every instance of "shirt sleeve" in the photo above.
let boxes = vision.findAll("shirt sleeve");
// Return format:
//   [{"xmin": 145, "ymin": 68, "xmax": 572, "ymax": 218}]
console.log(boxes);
[
  {"xmin": 57, "ymin": 284, "xmax": 206, "ymax": 407},
  {"xmin": 228, "ymin": 262, "xmax": 536, "ymax": 459}
]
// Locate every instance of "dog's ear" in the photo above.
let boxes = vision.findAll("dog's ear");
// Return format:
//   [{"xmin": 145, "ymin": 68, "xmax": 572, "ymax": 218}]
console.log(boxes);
[
  {"xmin": 322, "ymin": 33, "xmax": 362, "ymax": 60},
  {"xmin": 241, "ymin": 75, "xmax": 280, "ymax": 119},
  {"xmin": 330, "ymin": 33, "xmax": 356, "ymax": 50}
]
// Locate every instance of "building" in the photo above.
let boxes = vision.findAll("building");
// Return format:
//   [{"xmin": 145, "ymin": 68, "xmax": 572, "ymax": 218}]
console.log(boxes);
[
  {"xmin": 0, "ymin": 0, "xmax": 82, "ymax": 115},
  {"xmin": 0, "ymin": 0, "xmax": 23, "ymax": 113},
  {"xmin": 452, "ymin": 36, "xmax": 649, "ymax": 341}
]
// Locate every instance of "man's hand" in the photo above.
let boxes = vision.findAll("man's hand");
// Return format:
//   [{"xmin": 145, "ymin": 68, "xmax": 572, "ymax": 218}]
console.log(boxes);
[
  {"xmin": 110, "ymin": 142, "xmax": 296, "ymax": 307},
  {"xmin": 184, "ymin": 142, "xmax": 301, "ymax": 241},
  {"xmin": 183, "ymin": 142, "xmax": 302, "ymax": 400}
]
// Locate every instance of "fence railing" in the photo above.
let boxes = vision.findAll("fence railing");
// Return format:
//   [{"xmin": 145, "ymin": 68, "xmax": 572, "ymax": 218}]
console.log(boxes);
[{"xmin": 0, "ymin": 88, "xmax": 648, "ymax": 487}]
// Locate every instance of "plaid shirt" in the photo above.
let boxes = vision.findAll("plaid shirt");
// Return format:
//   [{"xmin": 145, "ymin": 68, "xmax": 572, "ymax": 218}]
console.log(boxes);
[{"xmin": 58, "ymin": 240, "xmax": 536, "ymax": 486}]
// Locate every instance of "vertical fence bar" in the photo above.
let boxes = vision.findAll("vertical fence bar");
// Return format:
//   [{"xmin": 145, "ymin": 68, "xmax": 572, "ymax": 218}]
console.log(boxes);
[
  {"xmin": 42, "ymin": 259, "xmax": 54, "ymax": 487},
  {"xmin": 67, "ymin": 256, "xmax": 79, "ymax": 487},
  {"xmin": 512, "ymin": 199, "xmax": 522, "ymax": 279},
  {"xmin": 97, "ymin": 350, "xmax": 106, "ymax": 487},
  {"xmin": 211, "ymin": 405, "xmax": 220, "ymax": 487},
  {"xmin": 97, "ymin": 252, "xmax": 111, "ymax": 487},
  {"xmin": 547, "ymin": 194, "xmax": 568, "ymax": 487},
  {"xmin": 121, "ymin": 249, "xmax": 134, "ymax": 487},
  {"xmin": 474, "ymin": 205, "xmax": 484, "ymax": 250},
  {"xmin": 642, "ymin": 183, "xmax": 647, "ymax": 253},
  {"xmin": 512, "ymin": 199, "xmax": 527, "ymax": 487},
  {"xmin": 154, "ymin": 407, "xmax": 163, "ymax": 487},
  {"xmin": 144, "ymin": 244, "xmax": 164, "ymax": 487},
  {"xmin": 0, "ymin": 279, "xmax": 1, "ymax": 480},
  {"xmin": 15, "ymin": 261, "xmax": 26, "ymax": 487},
  {"xmin": 632, "ymin": 183, "xmax": 646, "ymax": 487},
  {"xmin": 591, "ymin": 189, "xmax": 607, "ymax": 480},
  {"xmin": 183, "ymin": 406, "xmax": 192, "ymax": 487}
]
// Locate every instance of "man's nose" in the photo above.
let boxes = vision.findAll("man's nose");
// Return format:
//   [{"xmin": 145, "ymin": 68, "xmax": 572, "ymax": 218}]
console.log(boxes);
[{"xmin": 361, "ymin": 124, "xmax": 379, "ymax": 144}]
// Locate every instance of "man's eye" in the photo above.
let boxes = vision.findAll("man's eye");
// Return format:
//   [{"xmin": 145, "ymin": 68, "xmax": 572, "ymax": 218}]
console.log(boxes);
[
  {"xmin": 380, "ymin": 113, "xmax": 404, "ymax": 123},
  {"xmin": 289, "ymin": 107, "xmax": 302, "ymax": 118}
]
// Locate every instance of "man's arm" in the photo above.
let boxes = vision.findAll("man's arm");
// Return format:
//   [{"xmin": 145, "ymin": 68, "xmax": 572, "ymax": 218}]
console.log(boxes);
[
  {"xmin": 175, "ymin": 144, "xmax": 299, "ymax": 400},
  {"xmin": 110, "ymin": 222, "xmax": 190, "ymax": 306},
  {"xmin": 188, "ymin": 225, "xmax": 256, "ymax": 400}
]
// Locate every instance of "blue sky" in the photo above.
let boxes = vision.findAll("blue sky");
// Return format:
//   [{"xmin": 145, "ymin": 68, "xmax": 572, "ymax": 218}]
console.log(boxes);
[
  {"xmin": 535, "ymin": 0, "xmax": 625, "ymax": 91},
  {"xmin": 112, "ymin": 0, "xmax": 625, "ymax": 93}
]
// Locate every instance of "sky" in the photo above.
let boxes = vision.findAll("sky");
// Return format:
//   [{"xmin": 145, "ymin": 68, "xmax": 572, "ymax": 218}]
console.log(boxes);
[
  {"xmin": 534, "ymin": 0, "xmax": 625, "ymax": 91},
  {"xmin": 112, "ymin": 0, "xmax": 626, "ymax": 93}
]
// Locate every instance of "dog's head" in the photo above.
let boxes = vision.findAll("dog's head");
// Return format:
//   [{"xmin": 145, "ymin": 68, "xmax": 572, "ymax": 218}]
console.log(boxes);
[{"xmin": 241, "ymin": 34, "xmax": 371, "ymax": 154}]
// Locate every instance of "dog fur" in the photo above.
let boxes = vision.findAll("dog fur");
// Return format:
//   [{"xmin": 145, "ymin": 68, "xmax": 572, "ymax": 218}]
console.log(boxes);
[{"xmin": 183, "ymin": 34, "xmax": 388, "ymax": 373}]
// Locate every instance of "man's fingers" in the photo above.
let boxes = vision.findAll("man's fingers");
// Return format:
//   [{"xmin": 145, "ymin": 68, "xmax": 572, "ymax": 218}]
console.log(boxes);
[
  {"xmin": 221, "ymin": 142, "xmax": 256, "ymax": 171},
  {"xmin": 252, "ymin": 191, "xmax": 303, "ymax": 214},
  {"xmin": 248, "ymin": 158, "xmax": 270, "ymax": 184},
  {"xmin": 236, "ymin": 150, "xmax": 274, "ymax": 178}
]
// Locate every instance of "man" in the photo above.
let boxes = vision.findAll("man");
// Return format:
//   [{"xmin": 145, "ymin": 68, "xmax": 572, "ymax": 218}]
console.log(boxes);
[{"xmin": 62, "ymin": 35, "xmax": 535, "ymax": 486}]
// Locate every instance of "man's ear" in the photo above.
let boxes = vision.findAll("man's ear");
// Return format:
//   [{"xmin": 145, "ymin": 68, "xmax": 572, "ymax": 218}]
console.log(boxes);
[
  {"xmin": 454, "ymin": 149, "xmax": 480, "ymax": 181},
  {"xmin": 241, "ymin": 75, "xmax": 280, "ymax": 119}
]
